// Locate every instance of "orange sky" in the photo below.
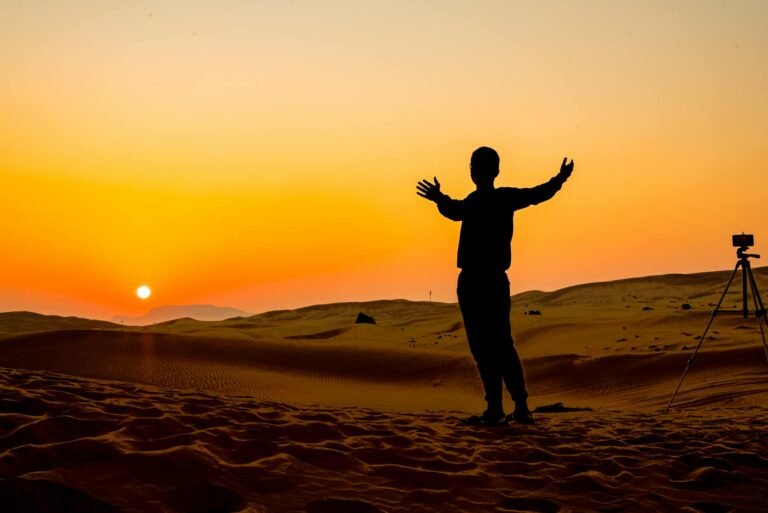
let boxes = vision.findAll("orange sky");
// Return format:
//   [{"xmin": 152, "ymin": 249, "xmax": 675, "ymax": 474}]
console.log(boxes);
[{"xmin": 1, "ymin": 1, "xmax": 767, "ymax": 319}]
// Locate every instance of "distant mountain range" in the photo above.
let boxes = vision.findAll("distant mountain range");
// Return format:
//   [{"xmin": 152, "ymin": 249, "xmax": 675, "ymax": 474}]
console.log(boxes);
[{"xmin": 112, "ymin": 305, "xmax": 249, "ymax": 325}]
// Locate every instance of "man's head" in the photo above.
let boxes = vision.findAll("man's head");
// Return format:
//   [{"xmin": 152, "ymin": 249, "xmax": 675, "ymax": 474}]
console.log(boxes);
[{"xmin": 470, "ymin": 146, "xmax": 499, "ymax": 187}]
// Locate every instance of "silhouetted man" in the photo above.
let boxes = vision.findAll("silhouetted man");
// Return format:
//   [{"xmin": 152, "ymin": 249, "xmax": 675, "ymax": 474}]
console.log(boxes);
[{"xmin": 417, "ymin": 147, "xmax": 574, "ymax": 425}]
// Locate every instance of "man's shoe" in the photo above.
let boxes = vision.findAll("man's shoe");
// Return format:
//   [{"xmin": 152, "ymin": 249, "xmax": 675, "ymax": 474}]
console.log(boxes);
[
  {"xmin": 460, "ymin": 409, "xmax": 508, "ymax": 427},
  {"xmin": 508, "ymin": 409, "xmax": 535, "ymax": 425}
]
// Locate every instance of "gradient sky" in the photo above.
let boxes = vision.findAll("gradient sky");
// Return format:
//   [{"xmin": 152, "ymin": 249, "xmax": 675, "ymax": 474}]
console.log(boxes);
[{"xmin": 1, "ymin": 1, "xmax": 767, "ymax": 319}]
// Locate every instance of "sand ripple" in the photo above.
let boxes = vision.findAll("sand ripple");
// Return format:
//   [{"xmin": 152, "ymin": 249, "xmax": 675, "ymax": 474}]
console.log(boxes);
[{"xmin": 1, "ymin": 367, "xmax": 767, "ymax": 512}]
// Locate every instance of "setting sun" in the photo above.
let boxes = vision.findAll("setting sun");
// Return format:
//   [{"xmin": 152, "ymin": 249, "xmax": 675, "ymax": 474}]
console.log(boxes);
[{"xmin": 136, "ymin": 286, "xmax": 151, "ymax": 300}]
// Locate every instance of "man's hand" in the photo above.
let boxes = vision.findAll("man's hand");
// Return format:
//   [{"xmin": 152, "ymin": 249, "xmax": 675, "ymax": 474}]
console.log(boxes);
[
  {"xmin": 416, "ymin": 177, "xmax": 443, "ymax": 202},
  {"xmin": 560, "ymin": 157, "xmax": 574, "ymax": 179}
]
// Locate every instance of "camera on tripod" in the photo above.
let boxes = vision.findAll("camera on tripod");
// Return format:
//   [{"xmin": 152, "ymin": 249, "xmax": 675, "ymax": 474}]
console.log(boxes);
[
  {"xmin": 666, "ymin": 232, "xmax": 768, "ymax": 412},
  {"xmin": 732, "ymin": 233, "xmax": 754, "ymax": 248}
]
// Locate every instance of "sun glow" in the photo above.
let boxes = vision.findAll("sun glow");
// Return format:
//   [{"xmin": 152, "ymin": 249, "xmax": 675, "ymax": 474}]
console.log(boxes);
[{"xmin": 136, "ymin": 285, "xmax": 151, "ymax": 300}]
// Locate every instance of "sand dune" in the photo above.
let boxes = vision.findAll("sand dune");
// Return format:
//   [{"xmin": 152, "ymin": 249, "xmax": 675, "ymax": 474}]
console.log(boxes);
[
  {"xmin": 0, "ymin": 311, "xmax": 119, "ymax": 336},
  {"xmin": 2, "ymin": 269, "xmax": 768, "ymax": 511},
  {"xmin": 0, "ymin": 327, "xmax": 766, "ymax": 413},
  {"xmin": 2, "ymin": 367, "xmax": 767, "ymax": 513},
  {"xmin": 2, "ymin": 268, "xmax": 768, "ymax": 412}
]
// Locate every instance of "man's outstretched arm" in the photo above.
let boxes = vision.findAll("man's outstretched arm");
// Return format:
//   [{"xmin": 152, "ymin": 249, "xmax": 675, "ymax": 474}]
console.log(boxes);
[
  {"xmin": 512, "ymin": 157, "xmax": 574, "ymax": 210},
  {"xmin": 416, "ymin": 177, "xmax": 464, "ymax": 221}
]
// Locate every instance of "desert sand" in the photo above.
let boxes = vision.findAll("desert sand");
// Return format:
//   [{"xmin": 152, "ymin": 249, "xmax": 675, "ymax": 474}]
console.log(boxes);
[{"xmin": 1, "ymin": 268, "xmax": 768, "ymax": 511}]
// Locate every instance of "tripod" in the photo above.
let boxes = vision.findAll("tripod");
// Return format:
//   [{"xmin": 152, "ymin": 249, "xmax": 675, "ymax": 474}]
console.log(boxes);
[{"xmin": 665, "ymin": 245, "xmax": 768, "ymax": 413}]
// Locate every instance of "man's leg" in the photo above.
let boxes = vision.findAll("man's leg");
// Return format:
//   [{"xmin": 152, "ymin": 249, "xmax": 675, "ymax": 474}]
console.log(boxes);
[
  {"xmin": 492, "ymin": 275, "xmax": 531, "ymax": 416},
  {"xmin": 458, "ymin": 272, "xmax": 504, "ymax": 418}
]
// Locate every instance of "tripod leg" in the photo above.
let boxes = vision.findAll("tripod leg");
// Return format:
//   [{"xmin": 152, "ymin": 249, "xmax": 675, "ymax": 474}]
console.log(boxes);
[
  {"xmin": 742, "ymin": 264, "xmax": 750, "ymax": 318},
  {"xmin": 746, "ymin": 266, "xmax": 768, "ymax": 363},
  {"xmin": 664, "ymin": 262, "xmax": 741, "ymax": 413}
]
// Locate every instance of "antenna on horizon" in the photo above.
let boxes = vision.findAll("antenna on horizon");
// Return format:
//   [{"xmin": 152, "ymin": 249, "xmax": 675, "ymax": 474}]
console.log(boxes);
[{"xmin": 429, "ymin": 290, "xmax": 432, "ymax": 302}]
